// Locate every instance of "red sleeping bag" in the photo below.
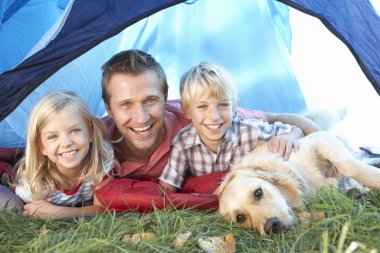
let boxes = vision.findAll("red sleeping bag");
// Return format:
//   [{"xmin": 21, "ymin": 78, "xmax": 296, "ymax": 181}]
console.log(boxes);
[
  {"xmin": 95, "ymin": 171, "xmax": 228, "ymax": 212},
  {"xmin": 0, "ymin": 147, "xmax": 22, "ymax": 184}
]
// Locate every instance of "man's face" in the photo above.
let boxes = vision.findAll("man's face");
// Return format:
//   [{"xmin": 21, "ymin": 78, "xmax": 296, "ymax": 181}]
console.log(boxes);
[{"xmin": 105, "ymin": 71, "xmax": 166, "ymax": 157}]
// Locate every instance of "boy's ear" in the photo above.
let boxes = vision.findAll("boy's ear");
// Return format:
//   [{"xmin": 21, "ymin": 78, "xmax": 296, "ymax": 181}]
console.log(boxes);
[{"xmin": 184, "ymin": 109, "xmax": 192, "ymax": 120}]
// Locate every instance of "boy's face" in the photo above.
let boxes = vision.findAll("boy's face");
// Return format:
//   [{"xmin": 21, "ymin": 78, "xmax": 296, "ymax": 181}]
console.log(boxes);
[{"xmin": 186, "ymin": 91, "xmax": 234, "ymax": 152}]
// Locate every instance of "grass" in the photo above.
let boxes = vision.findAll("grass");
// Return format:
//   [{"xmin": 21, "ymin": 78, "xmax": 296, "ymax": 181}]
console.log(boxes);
[{"xmin": 1, "ymin": 188, "xmax": 379, "ymax": 253}]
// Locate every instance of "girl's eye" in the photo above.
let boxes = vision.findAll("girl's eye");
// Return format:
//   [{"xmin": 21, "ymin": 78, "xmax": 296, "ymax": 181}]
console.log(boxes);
[
  {"xmin": 47, "ymin": 135, "xmax": 57, "ymax": 140},
  {"xmin": 197, "ymin": 105, "xmax": 207, "ymax": 109},
  {"xmin": 71, "ymin": 128, "xmax": 81, "ymax": 134}
]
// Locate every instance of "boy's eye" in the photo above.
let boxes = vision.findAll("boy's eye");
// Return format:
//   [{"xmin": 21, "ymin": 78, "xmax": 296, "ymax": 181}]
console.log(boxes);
[
  {"xmin": 196, "ymin": 105, "xmax": 207, "ymax": 109},
  {"xmin": 219, "ymin": 103, "xmax": 230, "ymax": 107}
]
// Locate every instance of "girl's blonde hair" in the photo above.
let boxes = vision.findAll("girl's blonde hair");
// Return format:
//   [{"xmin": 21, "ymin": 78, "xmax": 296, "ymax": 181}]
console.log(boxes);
[
  {"xmin": 180, "ymin": 62, "xmax": 238, "ymax": 115},
  {"xmin": 15, "ymin": 91, "xmax": 112, "ymax": 198}
]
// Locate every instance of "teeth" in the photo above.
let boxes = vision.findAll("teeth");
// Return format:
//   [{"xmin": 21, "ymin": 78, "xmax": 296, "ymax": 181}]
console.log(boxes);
[
  {"xmin": 132, "ymin": 125, "xmax": 151, "ymax": 132},
  {"xmin": 206, "ymin": 124, "xmax": 221, "ymax": 129},
  {"xmin": 61, "ymin": 150, "xmax": 77, "ymax": 158}
]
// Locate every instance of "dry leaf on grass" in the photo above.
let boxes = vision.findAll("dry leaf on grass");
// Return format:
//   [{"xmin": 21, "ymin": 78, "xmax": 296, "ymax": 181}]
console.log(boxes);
[
  {"xmin": 38, "ymin": 225, "xmax": 48, "ymax": 235},
  {"xmin": 173, "ymin": 231, "xmax": 193, "ymax": 249},
  {"xmin": 141, "ymin": 213, "xmax": 152, "ymax": 225},
  {"xmin": 198, "ymin": 232, "xmax": 236, "ymax": 253},
  {"xmin": 122, "ymin": 232, "xmax": 156, "ymax": 244},
  {"xmin": 298, "ymin": 211, "xmax": 326, "ymax": 229}
]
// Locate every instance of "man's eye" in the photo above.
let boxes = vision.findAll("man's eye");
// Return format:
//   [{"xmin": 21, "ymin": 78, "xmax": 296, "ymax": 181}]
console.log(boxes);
[
  {"xmin": 146, "ymin": 98, "xmax": 157, "ymax": 104},
  {"xmin": 121, "ymin": 102, "xmax": 131, "ymax": 108},
  {"xmin": 253, "ymin": 187, "xmax": 263, "ymax": 200},
  {"xmin": 236, "ymin": 214, "xmax": 246, "ymax": 223}
]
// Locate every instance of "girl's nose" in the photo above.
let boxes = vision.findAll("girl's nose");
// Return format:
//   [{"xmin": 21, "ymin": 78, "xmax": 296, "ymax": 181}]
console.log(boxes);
[{"xmin": 61, "ymin": 134, "xmax": 73, "ymax": 147}]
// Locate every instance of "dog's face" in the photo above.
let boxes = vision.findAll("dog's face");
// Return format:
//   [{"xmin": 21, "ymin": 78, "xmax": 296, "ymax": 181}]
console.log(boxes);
[{"xmin": 217, "ymin": 168, "xmax": 301, "ymax": 236}]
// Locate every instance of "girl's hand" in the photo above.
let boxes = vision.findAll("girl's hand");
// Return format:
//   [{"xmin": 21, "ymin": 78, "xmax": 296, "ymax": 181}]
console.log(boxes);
[
  {"xmin": 267, "ymin": 136, "xmax": 299, "ymax": 160},
  {"xmin": 23, "ymin": 198, "xmax": 63, "ymax": 219}
]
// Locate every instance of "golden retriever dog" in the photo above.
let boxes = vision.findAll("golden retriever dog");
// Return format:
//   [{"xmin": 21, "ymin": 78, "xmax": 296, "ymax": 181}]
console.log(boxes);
[{"xmin": 215, "ymin": 131, "xmax": 380, "ymax": 236}]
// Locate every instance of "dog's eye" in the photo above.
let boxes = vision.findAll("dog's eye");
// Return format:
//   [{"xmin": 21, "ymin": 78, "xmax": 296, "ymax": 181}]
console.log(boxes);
[
  {"xmin": 236, "ymin": 214, "xmax": 246, "ymax": 224},
  {"xmin": 253, "ymin": 187, "xmax": 263, "ymax": 200}
]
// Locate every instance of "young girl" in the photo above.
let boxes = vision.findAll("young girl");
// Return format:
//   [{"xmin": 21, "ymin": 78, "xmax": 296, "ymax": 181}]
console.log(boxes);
[{"xmin": 12, "ymin": 90, "xmax": 114, "ymax": 219}]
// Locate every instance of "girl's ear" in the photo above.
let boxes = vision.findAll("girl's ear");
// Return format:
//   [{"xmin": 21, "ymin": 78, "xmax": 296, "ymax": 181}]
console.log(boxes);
[
  {"xmin": 88, "ymin": 122, "xmax": 93, "ymax": 143},
  {"xmin": 39, "ymin": 141, "xmax": 47, "ymax": 156}
]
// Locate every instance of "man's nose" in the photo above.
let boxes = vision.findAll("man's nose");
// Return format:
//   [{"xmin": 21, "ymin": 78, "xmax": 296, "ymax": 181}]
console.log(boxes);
[{"xmin": 134, "ymin": 104, "xmax": 150, "ymax": 123}]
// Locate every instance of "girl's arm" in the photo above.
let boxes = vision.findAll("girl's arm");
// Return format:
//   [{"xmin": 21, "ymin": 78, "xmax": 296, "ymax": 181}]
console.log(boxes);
[
  {"xmin": 23, "ymin": 179, "xmax": 111, "ymax": 220},
  {"xmin": 23, "ymin": 199, "xmax": 105, "ymax": 219}
]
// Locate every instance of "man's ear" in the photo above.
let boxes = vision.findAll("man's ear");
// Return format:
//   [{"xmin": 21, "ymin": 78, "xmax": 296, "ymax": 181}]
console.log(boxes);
[{"xmin": 104, "ymin": 102, "xmax": 113, "ymax": 119}]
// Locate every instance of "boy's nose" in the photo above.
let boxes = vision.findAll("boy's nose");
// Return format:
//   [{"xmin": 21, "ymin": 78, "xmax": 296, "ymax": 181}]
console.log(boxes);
[{"xmin": 208, "ymin": 107, "xmax": 221, "ymax": 120}]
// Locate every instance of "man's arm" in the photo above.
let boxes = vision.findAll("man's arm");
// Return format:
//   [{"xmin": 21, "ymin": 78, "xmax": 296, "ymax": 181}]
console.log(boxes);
[{"xmin": 265, "ymin": 112, "xmax": 320, "ymax": 135}]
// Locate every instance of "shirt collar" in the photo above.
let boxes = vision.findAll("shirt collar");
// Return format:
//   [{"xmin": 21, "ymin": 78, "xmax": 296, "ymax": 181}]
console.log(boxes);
[{"xmin": 182, "ymin": 119, "xmax": 239, "ymax": 149}]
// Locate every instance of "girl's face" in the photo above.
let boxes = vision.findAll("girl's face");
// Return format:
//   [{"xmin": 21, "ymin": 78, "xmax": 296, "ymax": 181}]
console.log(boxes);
[
  {"xmin": 186, "ymin": 91, "xmax": 234, "ymax": 152},
  {"xmin": 39, "ymin": 106, "xmax": 92, "ymax": 177}
]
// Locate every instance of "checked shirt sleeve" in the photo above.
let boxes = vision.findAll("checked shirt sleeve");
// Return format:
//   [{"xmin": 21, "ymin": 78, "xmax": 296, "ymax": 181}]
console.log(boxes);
[
  {"xmin": 244, "ymin": 119, "xmax": 292, "ymax": 141},
  {"xmin": 159, "ymin": 144, "xmax": 189, "ymax": 189}
]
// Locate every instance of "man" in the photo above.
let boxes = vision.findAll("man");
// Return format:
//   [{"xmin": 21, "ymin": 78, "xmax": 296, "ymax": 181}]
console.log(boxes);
[{"xmin": 101, "ymin": 49, "xmax": 319, "ymax": 180}]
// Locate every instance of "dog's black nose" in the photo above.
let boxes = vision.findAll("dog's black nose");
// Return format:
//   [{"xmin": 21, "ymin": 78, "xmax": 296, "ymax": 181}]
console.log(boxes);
[{"xmin": 264, "ymin": 217, "xmax": 282, "ymax": 234}]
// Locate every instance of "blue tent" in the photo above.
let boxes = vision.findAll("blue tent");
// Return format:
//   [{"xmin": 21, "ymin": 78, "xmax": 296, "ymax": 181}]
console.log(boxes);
[{"xmin": 0, "ymin": 0, "xmax": 379, "ymax": 147}]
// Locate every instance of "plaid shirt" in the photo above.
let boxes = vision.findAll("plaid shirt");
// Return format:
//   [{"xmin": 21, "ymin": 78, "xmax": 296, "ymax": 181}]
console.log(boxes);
[{"xmin": 159, "ymin": 118, "xmax": 292, "ymax": 188}]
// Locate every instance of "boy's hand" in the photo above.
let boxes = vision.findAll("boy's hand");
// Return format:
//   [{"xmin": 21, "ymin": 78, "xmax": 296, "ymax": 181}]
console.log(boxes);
[{"xmin": 267, "ymin": 136, "xmax": 299, "ymax": 160}]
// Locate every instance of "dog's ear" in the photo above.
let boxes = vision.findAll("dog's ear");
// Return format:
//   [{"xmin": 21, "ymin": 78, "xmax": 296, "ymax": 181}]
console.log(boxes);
[
  {"xmin": 214, "ymin": 172, "xmax": 237, "ymax": 197},
  {"xmin": 257, "ymin": 172, "xmax": 304, "ymax": 208}
]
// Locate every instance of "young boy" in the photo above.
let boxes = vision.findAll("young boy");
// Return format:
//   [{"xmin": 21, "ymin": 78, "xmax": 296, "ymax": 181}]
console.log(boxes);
[{"xmin": 159, "ymin": 62, "xmax": 303, "ymax": 192}]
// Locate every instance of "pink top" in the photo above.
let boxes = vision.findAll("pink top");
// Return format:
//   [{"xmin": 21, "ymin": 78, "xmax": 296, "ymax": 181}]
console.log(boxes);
[{"xmin": 104, "ymin": 99, "xmax": 266, "ymax": 179}]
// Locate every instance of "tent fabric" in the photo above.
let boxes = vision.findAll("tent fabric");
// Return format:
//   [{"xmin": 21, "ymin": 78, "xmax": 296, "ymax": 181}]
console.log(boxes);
[
  {"xmin": 0, "ymin": 0, "xmax": 304, "ymax": 147},
  {"xmin": 278, "ymin": 0, "xmax": 380, "ymax": 95},
  {"xmin": 0, "ymin": 0, "xmax": 379, "ymax": 148},
  {"xmin": 0, "ymin": 0, "xmax": 185, "ymax": 121}
]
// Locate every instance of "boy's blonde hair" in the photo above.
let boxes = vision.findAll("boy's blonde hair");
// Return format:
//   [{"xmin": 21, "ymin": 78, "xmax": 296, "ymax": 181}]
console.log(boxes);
[
  {"xmin": 180, "ymin": 62, "xmax": 238, "ymax": 115},
  {"xmin": 15, "ymin": 91, "xmax": 112, "ymax": 199}
]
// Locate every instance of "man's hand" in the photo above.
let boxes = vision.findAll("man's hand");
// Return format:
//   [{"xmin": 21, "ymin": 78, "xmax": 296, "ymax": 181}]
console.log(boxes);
[{"xmin": 267, "ymin": 136, "xmax": 299, "ymax": 160}]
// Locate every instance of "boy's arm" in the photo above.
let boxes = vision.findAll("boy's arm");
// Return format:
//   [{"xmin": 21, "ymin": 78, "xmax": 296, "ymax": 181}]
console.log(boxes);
[
  {"xmin": 265, "ymin": 112, "xmax": 320, "ymax": 135},
  {"xmin": 159, "ymin": 145, "xmax": 188, "ymax": 193},
  {"xmin": 267, "ymin": 125, "xmax": 303, "ymax": 160}
]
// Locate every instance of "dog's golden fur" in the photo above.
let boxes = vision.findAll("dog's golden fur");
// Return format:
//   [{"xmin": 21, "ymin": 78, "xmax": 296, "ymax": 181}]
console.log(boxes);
[{"xmin": 216, "ymin": 131, "xmax": 380, "ymax": 236}]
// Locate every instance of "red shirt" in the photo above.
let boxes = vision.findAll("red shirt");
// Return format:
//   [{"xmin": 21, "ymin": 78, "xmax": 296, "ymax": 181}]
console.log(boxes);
[{"xmin": 104, "ymin": 99, "xmax": 266, "ymax": 179}]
